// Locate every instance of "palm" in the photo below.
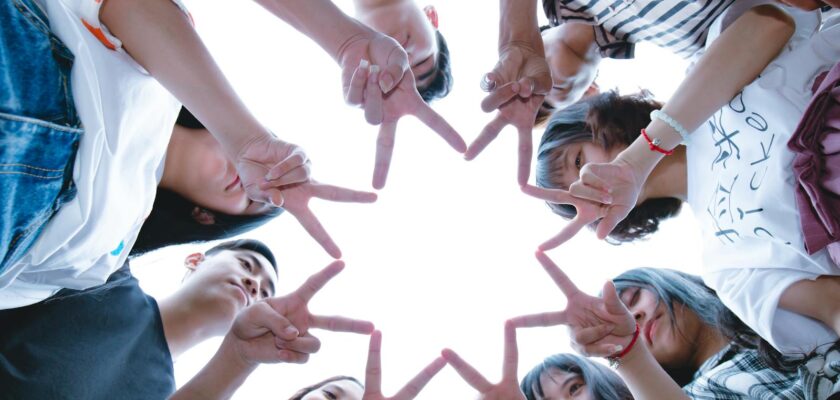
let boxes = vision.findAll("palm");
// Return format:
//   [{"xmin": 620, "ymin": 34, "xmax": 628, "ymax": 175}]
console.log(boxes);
[
  {"xmin": 512, "ymin": 252, "xmax": 636, "ymax": 357},
  {"xmin": 568, "ymin": 159, "xmax": 645, "ymax": 240},
  {"xmin": 237, "ymin": 136, "xmax": 309, "ymax": 206},
  {"xmin": 442, "ymin": 322, "xmax": 526, "ymax": 400},
  {"xmin": 362, "ymin": 331, "xmax": 446, "ymax": 400},
  {"xmin": 262, "ymin": 180, "xmax": 376, "ymax": 259}
]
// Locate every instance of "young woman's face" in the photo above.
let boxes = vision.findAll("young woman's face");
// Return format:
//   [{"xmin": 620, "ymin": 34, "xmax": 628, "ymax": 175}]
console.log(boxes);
[
  {"xmin": 356, "ymin": 3, "xmax": 439, "ymax": 89},
  {"xmin": 166, "ymin": 126, "xmax": 271, "ymax": 216},
  {"xmin": 299, "ymin": 379, "xmax": 365, "ymax": 400},
  {"xmin": 553, "ymin": 141, "xmax": 625, "ymax": 189},
  {"xmin": 618, "ymin": 286, "xmax": 706, "ymax": 369},
  {"xmin": 534, "ymin": 368, "xmax": 593, "ymax": 400}
]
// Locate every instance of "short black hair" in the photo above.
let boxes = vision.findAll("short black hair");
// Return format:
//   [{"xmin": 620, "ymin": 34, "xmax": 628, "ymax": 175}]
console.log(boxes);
[
  {"xmin": 417, "ymin": 30, "xmax": 452, "ymax": 103},
  {"xmin": 288, "ymin": 376, "xmax": 363, "ymax": 400},
  {"xmin": 129, "ymin": 107, "xmax": 283, "ymax": 257},
  {"xmin": 205, "ymin": 239, "xmax": 277, "ymax": 273}
]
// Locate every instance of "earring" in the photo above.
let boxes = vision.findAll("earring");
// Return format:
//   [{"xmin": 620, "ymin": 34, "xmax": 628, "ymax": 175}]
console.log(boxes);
[{"xmin": 424, "ymin": 5, "xmax": 439, "ymax": 29}]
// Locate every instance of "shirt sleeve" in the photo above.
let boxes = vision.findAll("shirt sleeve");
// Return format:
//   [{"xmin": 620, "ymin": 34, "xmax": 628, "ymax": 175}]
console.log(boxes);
[
  {"xmin": 592, "ymin": 25, "xmax": 635, "ymax": 59},
  {"xmin": 705, "ymin": 268, "xmax": 838, "ymax": 355},
  {"xmin": 58, "ymin": 0, "xmax": 193, "ymax": 52}
]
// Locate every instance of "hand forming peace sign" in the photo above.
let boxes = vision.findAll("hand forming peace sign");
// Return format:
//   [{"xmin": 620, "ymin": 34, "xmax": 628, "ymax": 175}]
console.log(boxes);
[
  {"xmin": 362, "ymin": 331, "xmax": 447, "ymax": 400},
  {"xmin": 441, "ymin": 321, "xmax": 526, "ymax": 400},
  {"xmin": 257, "ymin": 180, "xmax": 377, "ymax": 259},
  {"xmin": 521, "ymin": 184, "xmax": 609, "ymax": 250},
  {"xmin": 340, "ymin": 36, "xmax": 466, "ymax": 189},
  {"xmin": 510, "ymin": 252, "xmax": 635, "ymax": 357}
]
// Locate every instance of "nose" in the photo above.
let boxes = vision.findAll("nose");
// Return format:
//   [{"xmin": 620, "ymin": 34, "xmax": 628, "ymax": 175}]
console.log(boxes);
[{"xmin": 242, "ymin": 277, "xmax": 261, "ymax": 302}]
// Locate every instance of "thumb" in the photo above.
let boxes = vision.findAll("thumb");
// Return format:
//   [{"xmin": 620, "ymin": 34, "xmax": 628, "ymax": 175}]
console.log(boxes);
[
  {"xmin": 595, "ymin": 208, "xmax": 628, "ymax": 240},
  {"xmin": 602, "ymin": 281, "xmax": 632, "ymax": 328}
]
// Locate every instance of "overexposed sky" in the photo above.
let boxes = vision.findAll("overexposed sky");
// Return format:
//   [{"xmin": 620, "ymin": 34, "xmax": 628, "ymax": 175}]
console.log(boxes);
[{"xmin": 132, "ymin": 1, "xmax": 703, "ymax": 398}]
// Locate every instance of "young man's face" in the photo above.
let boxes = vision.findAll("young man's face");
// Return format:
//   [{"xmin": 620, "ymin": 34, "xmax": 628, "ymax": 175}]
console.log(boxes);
[
  {"xmin": 181, "ymin": 249, "xmax": 278, "ymax": 327},
  {"xmin": 356, "ymin": 3, "xmax": 439, "ymax": 89}
]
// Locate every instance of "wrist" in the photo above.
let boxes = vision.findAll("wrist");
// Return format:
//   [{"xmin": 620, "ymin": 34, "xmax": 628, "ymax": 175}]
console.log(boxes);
[
  {"xmin": 607, "ymin": 323, "xmax": 640, "ymax": 368},
  {"xmin": 218, "ymin": 334, "xmax": 259, "ymax": 375},
  {"xmin": 498, "ymin": 0, "xmax": 540, "ymax": 48}
]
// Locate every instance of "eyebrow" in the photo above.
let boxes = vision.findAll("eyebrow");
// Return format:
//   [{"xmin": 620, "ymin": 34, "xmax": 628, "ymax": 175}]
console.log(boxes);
[
  {"xmin": 242, "ymin": 253, "xmax": 275, "ymax": 296},
  {"xmin": 560, "ymin": 374, "xmax": 580, "ymax": 392},
  {"xmin": 413, "ymin": 54, "xmax": 437, "ymax": 84}
]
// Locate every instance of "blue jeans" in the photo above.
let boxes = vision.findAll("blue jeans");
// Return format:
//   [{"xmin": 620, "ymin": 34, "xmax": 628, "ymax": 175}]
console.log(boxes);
[{"xmin": 0, "ymin": 0, "xmax": 82, "ymax": 273}]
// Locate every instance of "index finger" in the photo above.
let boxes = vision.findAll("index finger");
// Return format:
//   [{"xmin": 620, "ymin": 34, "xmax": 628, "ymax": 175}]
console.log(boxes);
[
  {"xmin": 373, "ymin": 121, "xmax": 397, "ymax": 190},
  {"xmin": 480, "ymin": 82, "xmax": 519, "ymax": 113},
  {"xmin": 288, "ymin": 206, "xmax": 341, "ymax": 259},
  {"xmin": 440, "ymin": 349, "xmax": 493, "ymax": 392},
  {"xmin": 310, "ymin": 183, "xmax": 378, "ymax": 203},
  {"xmin": 364, "ymin": 330, "xmax": 384, "ymax": 395},
  {"xmin": 509, "ymin": 311, "xmax": 568, "ymax": 328},
  {"xmin": 464, "ymin": 115, "xmax": 506, "ymax": 161},
  {"xmin": 538, "ymin": 215, "xmax": 594, "ymax": 250},
  {"xmin": 413, "ymin": 102, "xmax": 467, "ymax": 153},
  {"xmin": 520, "ymin": 184, "xmax": 576, "ymax": 204},
  {"xmin": 393, "ymin": 357, "xmax": 447, "ymax": 400},
  {"xmin": 293, "ymin": 260, "xmax": 345, "ymax": 303},
  {"xmin": 517, "ymin": 127, "xmax": 534, "ymax": 186},
  {"xmin": 535, "ymin": 251, "xmax": 580, "ymax": 296},
  {"xmin": 502, "ymin": 321, "xmax": 518, "ymax": 380},
  {"xmin": 310, "ymin": 314, "xmax": 375, "ymax": 334}
]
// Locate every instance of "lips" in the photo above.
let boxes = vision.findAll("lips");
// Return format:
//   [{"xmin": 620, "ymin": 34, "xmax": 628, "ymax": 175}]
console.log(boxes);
[
  {"xmin": 225, "ymin": 175, "xmax": 241, "ymax": 192},
  {"xmin": 644, "ymin": 316, "xmax": 658, "ymax": 346}
]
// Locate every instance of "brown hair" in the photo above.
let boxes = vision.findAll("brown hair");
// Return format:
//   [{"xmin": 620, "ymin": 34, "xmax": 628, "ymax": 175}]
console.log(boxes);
[{"xmin": 535, "ymin": 91, "xmax": 682, "ymax": 243}]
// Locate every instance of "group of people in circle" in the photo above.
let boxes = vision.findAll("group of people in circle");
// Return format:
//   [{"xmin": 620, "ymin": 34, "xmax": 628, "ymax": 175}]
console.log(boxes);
[{"xmin": 1, "ymin": 0, "xmax": 840, "ymax": 398}]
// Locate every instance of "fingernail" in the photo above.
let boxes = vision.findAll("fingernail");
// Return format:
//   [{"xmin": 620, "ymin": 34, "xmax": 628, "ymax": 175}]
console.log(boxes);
[
  {"xmin": 285, "ymin": 326, "xmax": 299, "ymax": 337},
  {"xmin": 359, "ymin": 59, "xmax": 369, "ymax": 69},
  {"xmin": 613, "ymin": 345, "xmax": 623, "ymax": 353},
  {"xmin": 369, "ymin": 64, "xmax": 380, "ymax": 75},
  {"xmin": 379, "ymin": 74, "xmax": 393, "ymax": 92},
  {"xmin": 602, "ymin": 196, "xmax": 613, "ymax": 204}
]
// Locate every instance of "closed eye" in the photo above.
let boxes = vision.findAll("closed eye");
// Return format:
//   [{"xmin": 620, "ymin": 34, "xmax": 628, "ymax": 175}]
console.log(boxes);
[{"xmin": 322, "ymin": 390, "xmax": 337, "ymax": 400}]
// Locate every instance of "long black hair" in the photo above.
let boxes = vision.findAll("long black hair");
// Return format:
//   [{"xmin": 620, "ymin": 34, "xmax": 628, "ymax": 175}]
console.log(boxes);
[
  {"xmin": 130, "ymin": 108, "xmax": 282, "ymax": 256},
  {"xmin": 613, "ymin": 268, "xmax": 799, "ymax": 386},
  {"xmin": 521, "ymin": 353, "xmax": 633, "ymax": 400}
]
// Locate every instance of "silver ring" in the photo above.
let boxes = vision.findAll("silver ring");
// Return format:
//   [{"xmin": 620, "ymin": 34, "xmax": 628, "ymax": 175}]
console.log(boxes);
[{"xmin": 480, "ymin": 75, "xmax": 496, "ymax": 92}]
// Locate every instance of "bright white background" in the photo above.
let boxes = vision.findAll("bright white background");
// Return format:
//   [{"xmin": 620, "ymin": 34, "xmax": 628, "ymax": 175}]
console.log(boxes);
[{"xmin": 133, "ymin": 1, "xmax": 704, "ymax": 398}]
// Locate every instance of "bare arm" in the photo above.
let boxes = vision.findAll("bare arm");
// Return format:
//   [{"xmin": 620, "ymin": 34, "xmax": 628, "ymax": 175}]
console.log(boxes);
[
  {"xmin": 169, "ymin": 337, "xmax": 258, "ymax": 400},
  {"xmin": 615, "ymin": 343, "xmax": 691, "ymax": 400}
]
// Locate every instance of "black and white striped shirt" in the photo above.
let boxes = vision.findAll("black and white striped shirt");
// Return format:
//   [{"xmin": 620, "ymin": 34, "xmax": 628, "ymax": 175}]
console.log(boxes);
[{"xmin": 543, "ymin": 0, "xmax": 737, "ymax": 59}]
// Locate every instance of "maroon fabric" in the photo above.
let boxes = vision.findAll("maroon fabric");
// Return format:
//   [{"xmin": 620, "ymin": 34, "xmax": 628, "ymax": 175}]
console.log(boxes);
[{"xmin": 788, "ymin": 61, "xmax": 840, "ymax": 257}]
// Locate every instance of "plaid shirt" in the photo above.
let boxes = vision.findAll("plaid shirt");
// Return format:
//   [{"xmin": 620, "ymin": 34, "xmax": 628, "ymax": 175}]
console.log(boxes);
[
  {"xmin": 542, "ymin": 0, "xmax": 735, "ymax": 59},
  {"xmin": 683, "ymin": 344, "xmax": 840, "ymax": 399}
]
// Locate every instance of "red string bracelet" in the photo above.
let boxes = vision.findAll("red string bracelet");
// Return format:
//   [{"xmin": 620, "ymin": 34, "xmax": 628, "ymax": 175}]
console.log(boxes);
[
  {"xmin": 641, "ymin": 128, "xmax": 674, "ymax": 156},
  {"xmin": 608, "ymin": 323, "xmax": 640, "ymax": 368}
]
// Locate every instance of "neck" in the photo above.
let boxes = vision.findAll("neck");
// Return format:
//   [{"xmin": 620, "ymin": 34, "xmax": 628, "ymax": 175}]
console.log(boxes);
[
  {"xmin": 159, "ymin": 125, "xmax": 190, "ymax": 192},
  {"xmin": 691, "ymin": 325, "xmax": 729, "ymax": 370},
  {"xmin": 158, "ymin": 292, "xmax": 228, "ymax": 359},
  {"xmin": 640, "ymin": 145, "xmax": 687, "ymax": 202}
]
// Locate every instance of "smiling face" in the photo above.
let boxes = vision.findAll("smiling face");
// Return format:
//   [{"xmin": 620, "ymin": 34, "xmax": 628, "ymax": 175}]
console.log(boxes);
[
  {"xmin": 180, "ymin": 248, "xmax": 278, "ymax": 331},
  {"xmin": 162, "ymin": 125, "xmax": 272, "ymax": 217},
  {"xmin": 298, "ymin": 378, "xmax": 365, "ymax": 400},
  {"xmin": 618, "ymin": 286, "xmax": 707, "ymax": 369},
  {"xmin": 534, "ymin": 368, "xmax": 592, "ymax": 400},
  {"xmin": 355, "ymin": 2, "xmax": 439, "ymax": 89}
]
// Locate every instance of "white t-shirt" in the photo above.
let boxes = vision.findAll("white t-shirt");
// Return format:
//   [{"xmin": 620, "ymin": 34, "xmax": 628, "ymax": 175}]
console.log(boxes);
[
  {"xmin": 686, "ymin": 7, "xmax": 840, "ymax": 354},
  {"xmin": 0, "ymin": 0, "xmax": 184, "ymax": 308}
]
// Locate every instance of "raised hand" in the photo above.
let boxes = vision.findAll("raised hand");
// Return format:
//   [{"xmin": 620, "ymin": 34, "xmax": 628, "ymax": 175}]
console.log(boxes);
[
  {"xmin": 521, "ymin": 184, "xmax": 608, "ymax": 250},
  {"xmin": 339, "ymin": 29, "xmax": 409, "ymax": 100},
  {"xmin": 236, "ymin": 135, "xmax": 311, "ymax": 206},
  {"xmin": 259, "ymin": 180, "xmax": 377, "ymax": 259},
  {"xmin": 441, "ymin": 321, "xmax": 526, "ymax": 400},
  {"xmin": 343, "ymin": 59, "xmax": 466, "ymax": 189},
  {"xmin": 224, "ymin": 301, "xmax": 317, "ymax": 366},
  {"xmin": 510, "ymin": 252, "xmax": 636, "ymax": 357},
  {"xmin": 266, "ymin": 261, "xmax": 375, "ymax": 341},
  {"xmin": 568, "ymin": 158, "xmax": 646, "ymax": 240},
  {"xmin": 362, "ymin": 331, "xmax": 446, "ymax": 400}
]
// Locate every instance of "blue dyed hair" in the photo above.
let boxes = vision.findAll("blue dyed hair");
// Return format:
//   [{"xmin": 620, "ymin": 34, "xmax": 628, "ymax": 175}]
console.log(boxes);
[
  {"xmin": 612, "ymin": 268, "xmax": 795, "ymax": 384},
  {"xmin": 521, "ymin": 353, "xmax": 632, "ymax": 400}
]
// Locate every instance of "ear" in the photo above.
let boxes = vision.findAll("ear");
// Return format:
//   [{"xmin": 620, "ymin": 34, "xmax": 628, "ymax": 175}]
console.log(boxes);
[
  {"xmin": 583, "ymin": 82, "xmax": 600, "ymax": 98},
  {"xmin": 184, "ymin": 253, "xmax": 205, "ymax": 271},
  {"xmin": 423, "ymin": 5, "xmax": 439, "ymax": 29},
  {"xmin": 191, "ymin": 207, "xmax": 216, "ymax": 225}
]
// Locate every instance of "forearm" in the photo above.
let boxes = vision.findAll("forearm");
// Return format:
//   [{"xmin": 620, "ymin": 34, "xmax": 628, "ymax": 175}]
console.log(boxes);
[
  {"xmin": 99, "ymin": 0, "xmax": 267, "ymax": 159},
  {"xmin": 169, "ymin": 337, "xmax": 257, "ymax": 400},
  {"xmin": 253, "ymin": 0, "xmax": 368, "ymax": 63},
  {"xmin": 616, "ymin": 343, "xmax": 691, "ymax": 400},
  {"xmin": 619, "ymin": 4, "xmax": 795, "ymax": 172},
  {"xmin": 499, "ymin": 0, "xmax": 542, "ymax": 51}
]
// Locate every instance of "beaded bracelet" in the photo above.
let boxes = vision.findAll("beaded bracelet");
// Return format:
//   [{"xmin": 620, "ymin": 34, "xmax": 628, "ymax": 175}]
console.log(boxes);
[
  {"xmin": 650, "ymin": 110, "xmax": 690, "ymax": 143},
  {"xmin": 608, "ymin": 323, "xmax": 640, "ymax": 369}
]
